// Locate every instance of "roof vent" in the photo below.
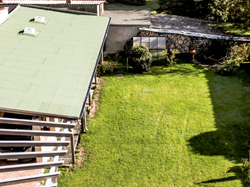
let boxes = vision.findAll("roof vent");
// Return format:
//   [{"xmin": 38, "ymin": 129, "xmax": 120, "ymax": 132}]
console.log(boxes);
[
  {"xmin": 24, "ymin": 27, "xmax": 36, "ymax": 35},
  {"xmin": 34, "ymin": 16, "xmax": 45, "ymax": 23},
  {"xmin": 30, "ymin": 16, "xmax": 47, "ymax": 24}
]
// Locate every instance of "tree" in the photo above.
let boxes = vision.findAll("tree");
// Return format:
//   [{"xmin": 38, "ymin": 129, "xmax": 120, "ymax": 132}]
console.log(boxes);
[
  {"xmin": 129, "ymin": 45, "xmax": 152, "ymax": 73},
  {"xmin": 229, "ymin": 0, "xmax": 250, "ymax": 28}
]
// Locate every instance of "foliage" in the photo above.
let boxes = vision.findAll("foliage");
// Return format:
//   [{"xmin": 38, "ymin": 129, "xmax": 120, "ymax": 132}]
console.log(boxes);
[
  {"xmin": 218, "ymin": 43, "xmax": 250, "ymax": 75},
  {"xmin": 203, "ymin": 0, "xmax": 232, "ymax": 22},
  {"xmin": 161, "ymin": 49, "xmax": 180, "ymax": 72},
  {"xmin": 105, "ymin": 0, "xmax": 159, "ymax": 10},
  {"xmin": 218, "ymin": 22, "xmax": 250, "ymax": 36},
  {"xmin": 97, "ymin": 60, "xmax": 120, "ymax": 76},
  {"xmin": 129, "ymin": 45, "xmax": 152, "ymax": 73},
  {"xmin": 230, "ymin": 43, "xmax": 250, "ymax": 64},
  {"xmin": 218, "ymin": 60, "xmax": 240, "ymax": 75},
  {"xmin": 241, "ymin": 151, "xmax": 250, "ymax": 184},
  {"xmin": 228, "ymin": 0, "xmax": 250, "ymax": 28},
  {"xmin": 158, "ymin": 0, "xmax": 250, "ymax": 25}
]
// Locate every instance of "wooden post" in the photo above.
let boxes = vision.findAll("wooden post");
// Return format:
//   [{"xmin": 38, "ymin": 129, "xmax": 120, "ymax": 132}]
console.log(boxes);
[
  {"xmin": 32, "ymin": 116, "xmax": 42, "ymax": 163},
  {"xmin": 88, "ymin": 92, "xmax": 91, "ymax": 106},
  {"xmin": 95, "ymin": 70, "xmax": 97, "ymax": 85}
]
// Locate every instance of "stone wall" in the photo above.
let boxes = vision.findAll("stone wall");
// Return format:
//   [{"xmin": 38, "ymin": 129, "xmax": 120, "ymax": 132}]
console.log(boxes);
[{"xmin": 138, "ymin": 30, "xmax": 212, "ymax": 53}]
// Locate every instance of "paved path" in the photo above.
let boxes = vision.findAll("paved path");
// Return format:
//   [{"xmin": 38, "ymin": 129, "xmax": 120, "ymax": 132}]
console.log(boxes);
[{"xmin": 150, "ymin": 13, "xmax": 226, "ymax": 35}]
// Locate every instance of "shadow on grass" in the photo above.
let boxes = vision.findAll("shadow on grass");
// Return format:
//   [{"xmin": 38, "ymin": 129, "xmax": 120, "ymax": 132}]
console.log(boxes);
[
  {"xmin": 196, "ymin": 166, "xmax": 249, "ymax": 186},
  {"xmin": 189, "ymin": 66, "xmax": 250, "ymax": 186}
]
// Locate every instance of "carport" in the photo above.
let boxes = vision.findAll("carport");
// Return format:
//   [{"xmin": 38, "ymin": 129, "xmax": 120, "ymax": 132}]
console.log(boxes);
[{"xmin": 0, "ymin": 5, "xmax": 110, "ymax": 187}]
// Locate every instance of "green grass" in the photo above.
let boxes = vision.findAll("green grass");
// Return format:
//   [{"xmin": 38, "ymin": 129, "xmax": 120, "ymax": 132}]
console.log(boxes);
[
  {"xmin": 58, "ymin": 63, "xmax": 250, "ymax": 186},
  {"xmin": 105, "ymin": 0, "xmax": 159, "ymax": 12},
  {"xmin": 218, "ymin": 22, "xmax": 250, "ymax": 37}
]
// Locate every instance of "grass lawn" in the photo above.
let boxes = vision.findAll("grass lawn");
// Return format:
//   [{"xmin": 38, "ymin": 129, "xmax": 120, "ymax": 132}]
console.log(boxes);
[
  {"xmin": 105, "ymin": 0, "xmax": 159, "ymax": 12},
  {"xmin": 218, "ymin": 22, "xmax": 250, "ymax": 37},
  {"xmin": 58, "ymin": 63, "xmax": 250, "ymax": 186}
]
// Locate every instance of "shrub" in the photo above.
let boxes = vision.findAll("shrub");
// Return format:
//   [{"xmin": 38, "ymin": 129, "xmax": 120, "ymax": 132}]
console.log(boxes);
[
  {"xmin": 230, "ymin": 43, "xmax": 250, "ymax": 64},
  {"xmin": 217, "ymin": 60, "xmax": 240, "ymax": 75},
  {"xmin": 241, "ymin": 151, "xmax": 250, "ymax": 184},
  {"xmin": 97, "ymin": 60, "xmax": 120, "ymax": 76},
  {"xmin": 218, "ymin": 43, "xmax": 250, "ymax": 75},
  {"xmin": 129, "ymin": 45, "xmax": 152, "ymax": 73},
  {"xmin": 161, "ymin": 49, "xmax": 180, "ymax": 73}
]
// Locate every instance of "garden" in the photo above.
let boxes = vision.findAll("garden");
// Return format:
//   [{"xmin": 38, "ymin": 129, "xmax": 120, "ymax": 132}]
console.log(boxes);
[{"xmin": 58, "ymin": 42, "xmax": 250, "ymax": 186}]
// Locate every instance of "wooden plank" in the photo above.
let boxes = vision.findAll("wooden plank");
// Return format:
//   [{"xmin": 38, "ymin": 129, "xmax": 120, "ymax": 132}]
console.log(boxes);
[
  {"xmin": 0, "ymin": 172, "xmax": 60, "ymax": 186},
  {"xmin": 0, "ymin": 141, "xmax": 70, "ymax": 147},
  {"xmin": 0, "ymin": 129, "xmax": 73, "ymax": 137},
  {"xmin": 0, "ymin": 117, "xmax": 75, "ymax": 128},
  {"xmin": 0, "ymin": 151, "xmax": 67, "ymax": 160},
  {"xmin": 0, "ymin": 161, "xmax": 64, "ymax": 173}
]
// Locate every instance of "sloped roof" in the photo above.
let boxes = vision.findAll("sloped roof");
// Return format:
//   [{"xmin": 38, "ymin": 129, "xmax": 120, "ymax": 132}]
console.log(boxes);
[{"xmin": 0, "ymin": 6, "xmax": 110, "ymax": 119}]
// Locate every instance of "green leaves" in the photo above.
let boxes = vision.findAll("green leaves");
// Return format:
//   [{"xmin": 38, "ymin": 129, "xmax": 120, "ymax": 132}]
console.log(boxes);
[{"xmin": 129, "ymin": 45, "xmax": 152, "ymax": 73}]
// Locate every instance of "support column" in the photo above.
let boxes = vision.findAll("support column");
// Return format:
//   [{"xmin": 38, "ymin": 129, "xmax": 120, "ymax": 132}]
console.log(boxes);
[
  {"xmin": 32, "ymin": 116, "xmax": 43, "ymax": 163},
  {"xmin": 97, "ymin": 4, "xmax": 100, "ymax": 16},
  {"xmin": 95, "ymin": 70, "xmax": 97, "ymax": 86},
  {"xmin": 88, "ymin": 92, "xmax": 91, "ymax": 106},
  {"xmin": 102, "ymin": 47, "xmax": 104, "ymax": 62},
  {"xmin": 81, "ymin": 108, "xmax": 88, "ymax": 133}
]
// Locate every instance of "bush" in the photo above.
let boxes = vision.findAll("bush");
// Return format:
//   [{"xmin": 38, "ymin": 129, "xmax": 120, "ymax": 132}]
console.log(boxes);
[
  {"xmin": 97, "ymin": 60, "xmax": 120, "ymax": 76},
  {"xmin": 161, "ymin": 49, "xmax": 180, "ymax": 72},
  {"xmin": 218, "ymin": 43, "xmax": 250, "ymax": 75},
  {"xmin": 129, "ymin": 45, "xmax": 152, "ymax": 73}
]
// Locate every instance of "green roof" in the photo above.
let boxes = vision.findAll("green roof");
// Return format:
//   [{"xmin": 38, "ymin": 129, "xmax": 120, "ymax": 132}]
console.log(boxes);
[{"xmin": 0, "ymin": 6, "xmax": 110, "ymax": 119}]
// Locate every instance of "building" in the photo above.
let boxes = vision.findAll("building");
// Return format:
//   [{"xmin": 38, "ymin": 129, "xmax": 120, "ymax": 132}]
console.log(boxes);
[{"xmin": 0, "ymin": 4, "xmax": 110, "ymax": 186}]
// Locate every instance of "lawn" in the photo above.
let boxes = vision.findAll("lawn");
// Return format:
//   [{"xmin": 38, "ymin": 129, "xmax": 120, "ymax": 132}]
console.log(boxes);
[
  {"xmin": 105, "ymin": 0, "xmax": 159, "ymax": 12},
  {"xmin": 58, "ymin": 63, "xmax": 250, "ymax": 186}
]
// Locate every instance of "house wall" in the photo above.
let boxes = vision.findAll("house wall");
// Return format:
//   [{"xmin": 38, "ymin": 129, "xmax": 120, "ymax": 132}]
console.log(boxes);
[{"xmin": 105, "ymin": 25, "xmax": 149, "ymax": 54}]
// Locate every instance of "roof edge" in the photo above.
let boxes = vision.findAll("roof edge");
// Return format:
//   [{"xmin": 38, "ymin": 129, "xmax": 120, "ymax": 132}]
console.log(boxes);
[
  {"xmin": 20, "ymin": 4, "xmax": 97, "ymax": 15},
  {"xmin": 78, "ymin": 17, "xmax": 111, "ymax": 119},
  {"xmin": 0, "ymin": 107, "xmax": 79, "ymax": 120}
]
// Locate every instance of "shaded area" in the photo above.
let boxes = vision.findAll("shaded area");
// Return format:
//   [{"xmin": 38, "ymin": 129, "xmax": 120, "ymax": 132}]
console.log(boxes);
[{"xmin": 189, "ymin": 66, "xmax": 250, "ymax": 186}]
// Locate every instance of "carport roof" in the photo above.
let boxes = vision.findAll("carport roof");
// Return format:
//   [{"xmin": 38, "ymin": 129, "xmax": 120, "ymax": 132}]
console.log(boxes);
[{"xmin": 0, "ymin": 6, "xmax": 110, "ymax": 119}]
